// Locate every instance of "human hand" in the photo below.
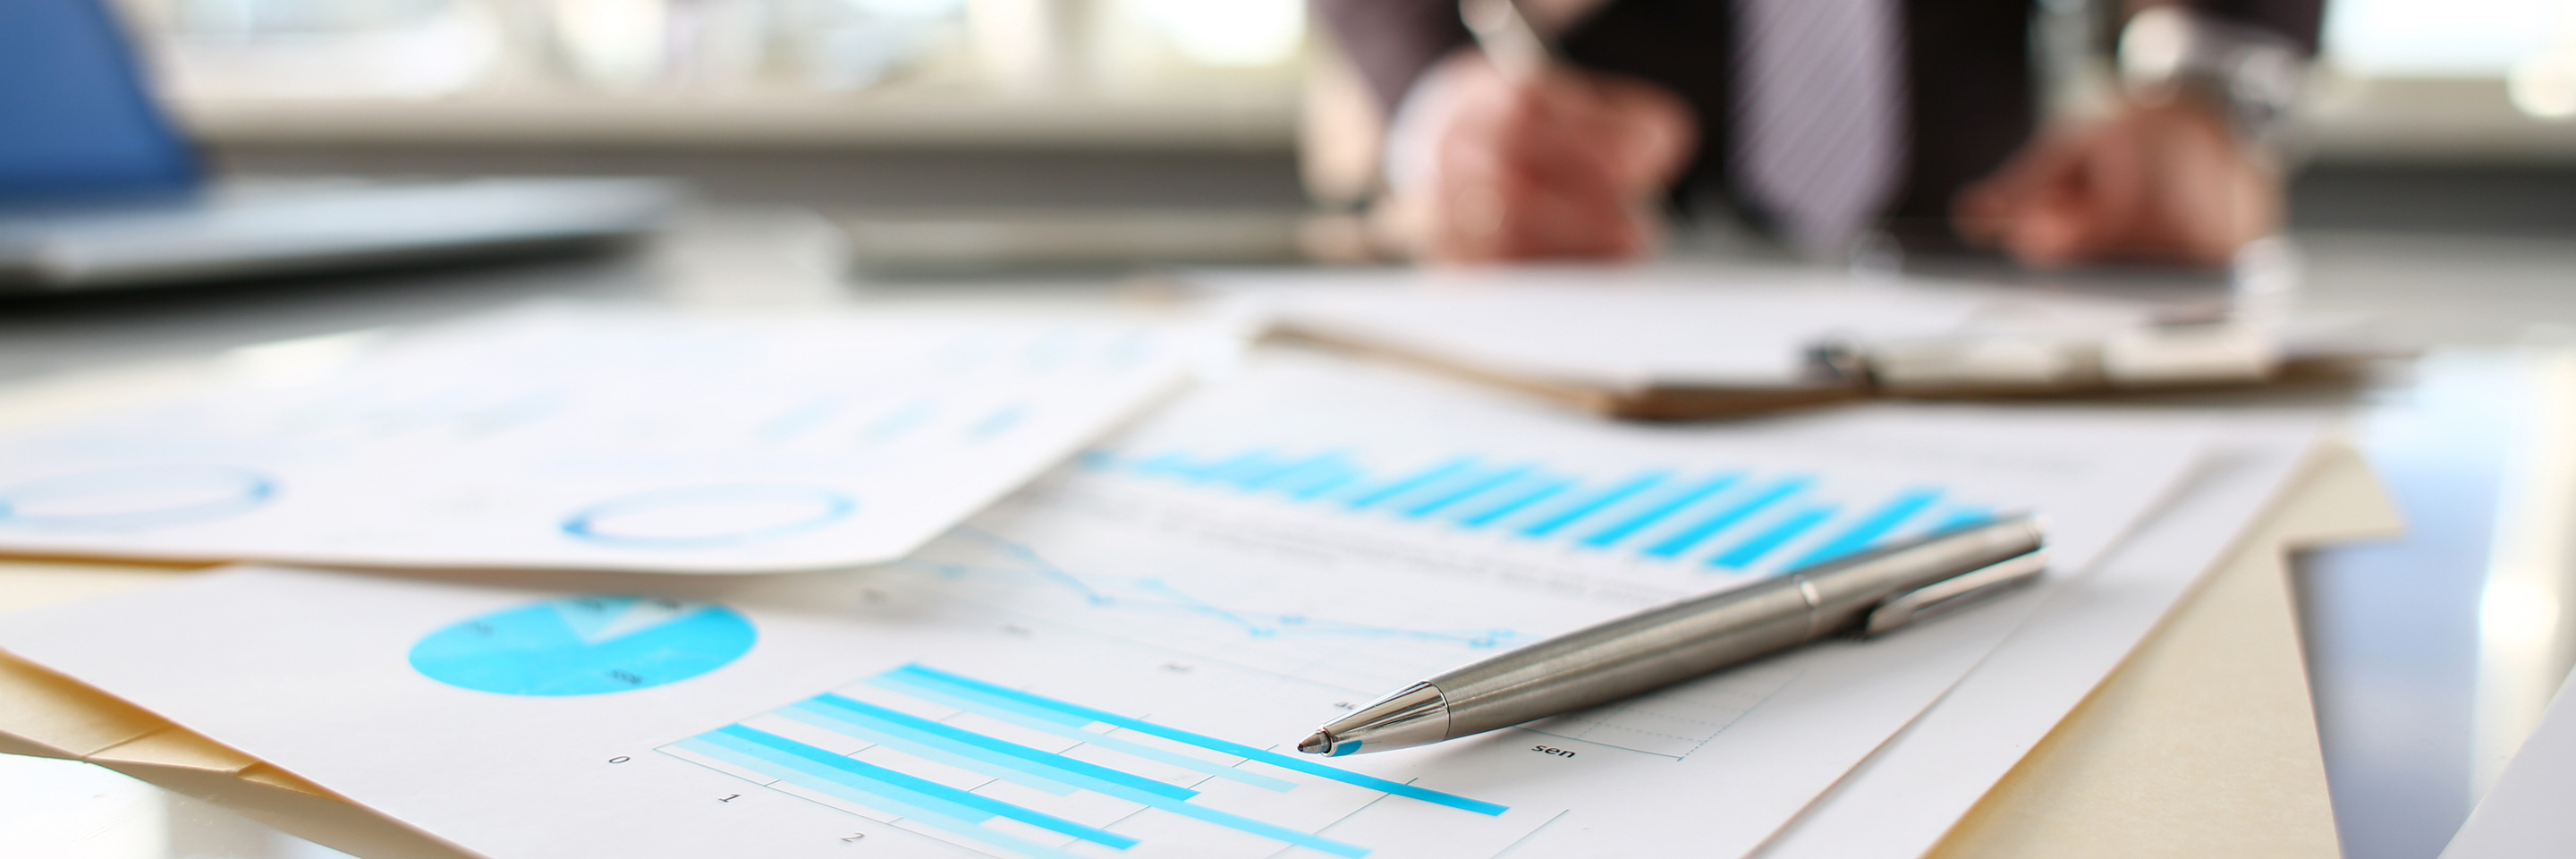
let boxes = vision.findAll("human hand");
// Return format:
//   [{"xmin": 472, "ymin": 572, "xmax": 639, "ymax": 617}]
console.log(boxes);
[
  {"xmin": 1385, "ymin": 51, "xmax": 1697, "ymax": 263},
  {"xmin": 1953, "ymin": 99, "xmax": 2280, "ymax": 269}
]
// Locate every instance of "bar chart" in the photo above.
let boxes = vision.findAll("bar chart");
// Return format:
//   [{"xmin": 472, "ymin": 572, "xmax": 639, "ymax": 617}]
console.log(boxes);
[
  {"xmin": 662, "ymin": 664, "xmax": 1522, "ymax": 859},
  {"xmin": 1081, "ymin": 447, "xmax": 1994, "ymax": 574}
]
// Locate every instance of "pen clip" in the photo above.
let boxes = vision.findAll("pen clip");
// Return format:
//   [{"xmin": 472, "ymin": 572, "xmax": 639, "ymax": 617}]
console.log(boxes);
[
  {"xmin": 1461, "ymin": 0, "xmax": 1555, "ymax": 76},
  {"xmin": 1861, "ymin": 549, "xmax": 2049, "ymax": 638}
]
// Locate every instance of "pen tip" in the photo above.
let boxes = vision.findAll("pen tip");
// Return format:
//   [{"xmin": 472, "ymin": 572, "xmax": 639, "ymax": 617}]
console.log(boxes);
[{"xmin": 1297, "ymin": 732, "xmax": 1331, "ymax": 755}]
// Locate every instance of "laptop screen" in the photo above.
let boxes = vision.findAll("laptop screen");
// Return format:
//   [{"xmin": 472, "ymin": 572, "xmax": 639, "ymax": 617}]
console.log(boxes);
[{"xmin": 0, "ymin": 0, "xmax": 201, "ymax": 201}]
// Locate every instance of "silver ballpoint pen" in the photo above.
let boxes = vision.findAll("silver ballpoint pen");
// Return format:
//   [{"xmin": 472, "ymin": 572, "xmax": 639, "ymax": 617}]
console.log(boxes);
[
  {"xmin": 1297, "ymin": 515, "xmax": 2049, "ymax": 756},
  {"xmin": 1460, "ymin": 0, "xmax": 1556, "ymax": 77}
]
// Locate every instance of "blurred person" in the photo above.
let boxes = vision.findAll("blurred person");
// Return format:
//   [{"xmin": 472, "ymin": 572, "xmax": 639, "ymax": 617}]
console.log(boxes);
[{"xmin": 1317, "ymin": 0, "xmax": 2318, "ymax": 268}]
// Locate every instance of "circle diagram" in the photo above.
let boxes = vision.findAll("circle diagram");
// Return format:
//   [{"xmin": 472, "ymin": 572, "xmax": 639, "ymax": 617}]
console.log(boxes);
[
  {"xmin": 561, "ymin": 483, "xmax": 855, "ymax": 550},
  {"xmin": 410, "ymin": 595, "xmax": 757, "ymax": 696},
  {"xmin": 0, "ymin": 465, "xmax": 275, "ymax": 532}
]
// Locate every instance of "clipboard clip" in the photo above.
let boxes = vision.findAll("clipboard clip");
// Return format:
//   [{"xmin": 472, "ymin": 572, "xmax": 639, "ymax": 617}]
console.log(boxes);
[{"xmin": 1809, "ymin": 319, "xmax": 2280, "ymax": 395}]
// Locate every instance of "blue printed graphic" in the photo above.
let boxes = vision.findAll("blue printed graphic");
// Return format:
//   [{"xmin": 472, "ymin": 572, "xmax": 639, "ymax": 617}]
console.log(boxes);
[
  {"xmin": 562, "ymin": 483, "xmax": 854, "ymax": 549},
  {"xmin": 410, "ymin": 596, "xmax": 756, "ymax": 695},
  {"xmin": 665, "ymin": 664, "xmax": 1505, "ymax": 859},
  {"xmin": 1089, "ymin": 447, "xmax": 1987, "ymax": 574},
  {"xmin": 0, "ymin": 465, "xmax": 275, "ymax": 532}
]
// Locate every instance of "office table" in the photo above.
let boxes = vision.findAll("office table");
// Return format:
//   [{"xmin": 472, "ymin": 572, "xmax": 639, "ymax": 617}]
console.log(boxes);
[{"xmin": 2, "ymin": 211, "xmax": 2572, "ymax": 859}]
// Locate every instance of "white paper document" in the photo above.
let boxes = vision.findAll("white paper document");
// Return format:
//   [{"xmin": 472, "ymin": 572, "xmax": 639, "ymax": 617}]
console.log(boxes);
[
  {"xmin": 0, "ymin": 305, "xmax": 1211, "ymax": 573},
  {"xmin": 0, "ymin": 353, "xmax": 2207, "ymax": 859},
  {"xmin": 1756, "ymin": 421, "xmax": 2325, "ymax": 859}
]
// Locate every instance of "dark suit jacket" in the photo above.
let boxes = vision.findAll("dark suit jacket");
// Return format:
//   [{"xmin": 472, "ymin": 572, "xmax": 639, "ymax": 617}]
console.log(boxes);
[{"xmin": 1318, "ymin": 0, "xmax": 2321, "ymax": 235}]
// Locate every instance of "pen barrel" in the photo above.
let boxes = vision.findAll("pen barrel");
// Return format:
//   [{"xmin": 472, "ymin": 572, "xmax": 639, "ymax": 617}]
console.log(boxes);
[
  {"xmin": 1430, "ymin": 517, "xmax": 2043, "ymax": 738},
  {"xmin": 1436, "ymin": 577, "xmax": 1817, "ymax": 734}
]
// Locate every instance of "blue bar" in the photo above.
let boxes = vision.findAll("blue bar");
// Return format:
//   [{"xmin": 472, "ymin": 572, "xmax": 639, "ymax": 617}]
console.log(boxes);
[
  {"xmin": 779, "ymin": 704, "xmax": 1075, "ymax": 796},
  {"xmin": 1364, "ymin": 464, "xmax": 1500, "ymax": 515},
  {"xmin": 788, "ymin": 696, "xmax": 1369, "ymax": 855},
  {"xmin": 1788, "ymin": 489, "xmax": 1943, "ymax": 568},
  {"xmin": 862, "ymin": 676, "xmax": 1298, "ymax": 792},
  {"xmin": 797, "ymin": 695, "xmax": 1193, "ymax": 799},
  {"xmin": 1132, "ymin": 451, "xmax": 1202, "ymax": 477},
  {"xmin": 1644, "ymin": 477, "xmax": 1811, "ymax": 559},
  {"xmin": 1580, "ymin": 473, "xmax": 1742, "ymax": 548},
  {"xmin": 1188, "ymin": 450, "xmax": 1275, "ymax": 483},
  {"xmin": 1400, "ymin": 465, "xmax": 1535, "ymax": 519},
  {"xmin": 1281, "ymin": 464, "xmax": 1362, "ymax": 499},
  {"xmin": 1521, "ymin": 472, "xmax": 1672, "ymax": 538},
  {"xmin": 967, "ymin": 404, "xmax": 1025, "ymax": 441},
  {"xmin": 862, "ymin": 398, "xmax": 936, "ymax": 445},
  {"xmin": 1342, "ymin": 458, "xmax": 1480, "ymax": 511},
  {"xmin": 1129, "ymin": 795, "xmax": 1368, "ymax": 856},
  {"xmin": 675, "ymin": 736, "xmax": 1090, "ymax": 859},
  {"xmin": 1103, "ymin": 331, "xmax": 1157, "ymax": 369},
  {"xmin": 1453, "ymin": 477, "xmax": 1572, "ymax": 528},
  {"xmin": 794, "ymin": 696, "xmax": 1367, "ymax": 857},
  {"xmin": 1224, "ymin": 452, "xmax": 1327, "ymax": 489},
  {"xmin": 1929, "ymin": 506, "xmax": 1996, "ymax": 533},
  {"xmin": 696, "ymin": 726, "xmax": 1138, "ymax": 849},
  {"xmin": 880, "ymin": 665, "xmax": 1509, "ymax": 816},
  {"xmin": 1710, "ymin": 506, "xmax": 1838, "ymax": 570},
  {"xmin": 1235, "ymin": 452, "xmax": 1346, "ymax": 491}
]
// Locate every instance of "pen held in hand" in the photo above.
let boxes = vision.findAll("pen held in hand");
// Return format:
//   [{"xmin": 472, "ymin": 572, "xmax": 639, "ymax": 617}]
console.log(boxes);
[
  {"xmin": 1297, "ymin": 514, "xmax": 2048, "ymax": 756},
  {"xmin": 1461, "ymin": 0, "xmax": 1558, "ymax": 79}
]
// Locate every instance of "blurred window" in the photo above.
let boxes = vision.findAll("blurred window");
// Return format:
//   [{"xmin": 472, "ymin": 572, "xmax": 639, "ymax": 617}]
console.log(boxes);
[
  {"xmin": 1130, "ymin": 0, "xmax": 1304, "ymax": 67},
  {"xmin": 115, "ymin": 0, "xmax": 1309, "ymax": 99},
  {"xmin": 2328, "ymin": 0, "xmax": 2569, "ymax": 75},
  {"xmin": 159, "ymin": 0, "xmax": 454, "ymax": 34},
  {"xmin": 124, "ymin": 0, "xmax": 503, "ymax": 98},
  {"xmin": 2326, "ymin": 0, "xmax": 2576, "ymax": 119}
]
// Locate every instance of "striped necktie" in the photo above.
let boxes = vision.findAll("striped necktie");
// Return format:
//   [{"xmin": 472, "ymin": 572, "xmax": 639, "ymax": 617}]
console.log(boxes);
[{"xmin": 1731, "ymin": 0, "xmax": 1907, "ymax": 255}]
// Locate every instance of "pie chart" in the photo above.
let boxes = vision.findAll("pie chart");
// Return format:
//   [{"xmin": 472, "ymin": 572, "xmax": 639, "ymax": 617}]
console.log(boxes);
[{"xmin": 409, "ymin": 595, "xmax": 757, "ymax": 696}]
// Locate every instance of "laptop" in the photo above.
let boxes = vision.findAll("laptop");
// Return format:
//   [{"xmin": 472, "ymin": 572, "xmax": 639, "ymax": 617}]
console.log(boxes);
[{"xmin": 0, "ymin": 0, "xmax": 678, "ymax": 293}]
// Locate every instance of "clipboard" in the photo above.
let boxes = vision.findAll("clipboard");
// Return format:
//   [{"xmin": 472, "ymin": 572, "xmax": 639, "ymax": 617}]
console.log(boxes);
[{"xmin": 1273, "ymin": 323, "xmax": 2391, "ymax": 421}]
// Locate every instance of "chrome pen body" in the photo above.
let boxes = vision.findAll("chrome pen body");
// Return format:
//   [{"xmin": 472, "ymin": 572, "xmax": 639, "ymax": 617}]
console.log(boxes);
[{"xmin": 1297, "ymin": 515, "xmax": 2046, "ymax": 756}]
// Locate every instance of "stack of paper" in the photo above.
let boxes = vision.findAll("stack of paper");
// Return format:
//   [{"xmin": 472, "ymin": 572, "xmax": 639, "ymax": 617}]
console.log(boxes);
[
  {"xmin": 0, "ymin": 304, "xmax": 1213, "ymax": 572},
  {"xmin": 0, "ymin": 277, "xmax": 2395, "ymax": 859}
]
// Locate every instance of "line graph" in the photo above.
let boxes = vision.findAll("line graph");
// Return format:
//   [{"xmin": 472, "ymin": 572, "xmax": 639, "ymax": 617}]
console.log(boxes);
[
  {"xmin": 1521, "ymin": 663, "xmax": 1803, "ymax": 759},
  {"xmin": 896, "ymin": 529, "xmax": 1528, "ymax": 651},
  {"xmin": 886, "ymin": 528, "xmax": 1791, "ymax": 761}
]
